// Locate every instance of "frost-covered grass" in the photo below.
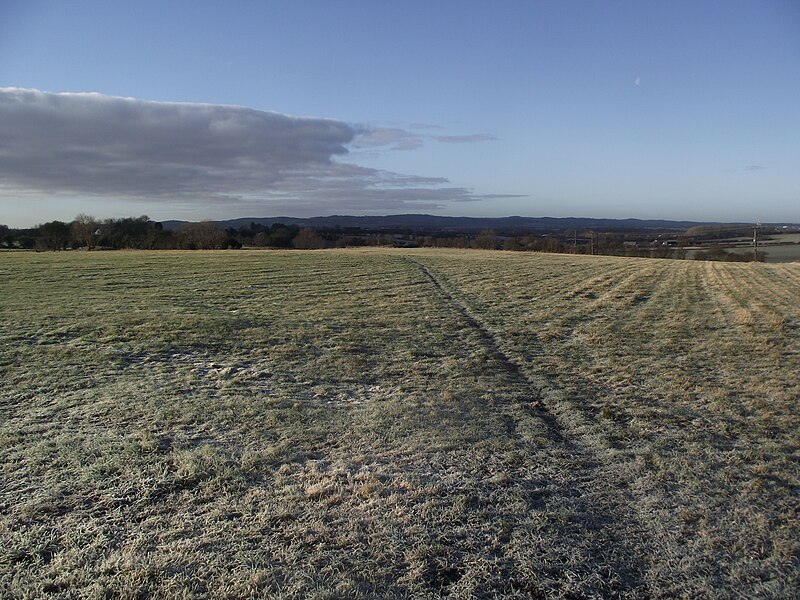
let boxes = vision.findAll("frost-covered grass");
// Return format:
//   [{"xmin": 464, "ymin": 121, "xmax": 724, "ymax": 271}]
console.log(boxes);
[{"xmin": 1, "ymin": 249, "xmax": 798, "ymax": 598}]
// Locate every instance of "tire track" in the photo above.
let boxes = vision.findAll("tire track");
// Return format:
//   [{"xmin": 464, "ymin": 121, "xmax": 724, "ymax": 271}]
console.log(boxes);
[
  {"xmin": 409, "ymin": 258, "xmax": 565, "ymax": 443},
  {"xmin": 405, "ymin": 257, "xmax": 654, "ymax": 595}
]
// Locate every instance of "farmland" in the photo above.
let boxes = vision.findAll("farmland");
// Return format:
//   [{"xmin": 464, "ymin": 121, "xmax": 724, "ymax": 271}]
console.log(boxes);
[{"xmin": 1, "ymin": 249, "xmax": 798, "ymax": 598}]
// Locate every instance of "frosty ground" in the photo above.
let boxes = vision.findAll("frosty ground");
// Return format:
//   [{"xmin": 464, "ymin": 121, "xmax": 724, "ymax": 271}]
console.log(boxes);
[{"xmin": 1, "ymin": 249, "xmax": 797, "ymax": 598}]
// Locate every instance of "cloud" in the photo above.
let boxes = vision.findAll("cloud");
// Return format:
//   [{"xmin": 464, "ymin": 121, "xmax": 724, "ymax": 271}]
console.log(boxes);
[
  {"xmin": 434, "ymin": 133, "xmax": 498, "ymax": 143},
  {"xmin": 0, "ymin": 87, "xmax": 353, "ymax": 196},
  {"xmin": 724, "ymin": 164, "xmax": 766, "ymax": 173},
  {"xmin": 226, "ymin": 162, "xmax": 525, "ymax": 214},
  {"xmin": 349, "ymin": 127, "xmax": 423, "ymax": 151},
  {"xmin": 410, "ymin": 122, "xmax": 445, "ymax": 131},
  {"xmin": 0, "ymin": 88, "xmax": 510, "ymax": 213},
  {"xmin": 351, "ymin": 126, "xmax": 497, "ymax": 151}
]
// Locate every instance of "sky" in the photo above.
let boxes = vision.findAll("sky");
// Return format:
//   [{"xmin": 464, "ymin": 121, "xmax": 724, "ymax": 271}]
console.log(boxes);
[{"xmin": 1, "ymin": 0, "xmax": 798, "ymax": 227}]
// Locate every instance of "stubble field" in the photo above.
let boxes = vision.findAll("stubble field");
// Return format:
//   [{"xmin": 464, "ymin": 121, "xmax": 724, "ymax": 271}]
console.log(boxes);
[{"xmin": 1, "ymin": 248, "xmax": 798, "ymax": 598}]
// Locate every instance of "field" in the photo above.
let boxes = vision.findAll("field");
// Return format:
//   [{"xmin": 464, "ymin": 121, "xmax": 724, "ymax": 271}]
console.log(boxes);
[
  {"xmin": 1, "ymin": 249, "xmax": 798, "ymax": 598},
  {"xmin": 684, "ymin": 232, "xmax": 800, "ymax": 263}
]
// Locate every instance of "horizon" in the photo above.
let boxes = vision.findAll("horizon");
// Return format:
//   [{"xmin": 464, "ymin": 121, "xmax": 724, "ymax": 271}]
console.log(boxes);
[
  {"xmin": 8, "ymin": 211, "xmax": 798, "ymax": 231},
  {"xmin": 2, "ymin": 2, "xmax": 799, "ymax": 226}
]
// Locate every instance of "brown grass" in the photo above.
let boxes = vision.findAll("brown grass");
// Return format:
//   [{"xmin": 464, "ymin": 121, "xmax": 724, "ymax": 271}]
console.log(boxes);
[{"xmin": 1, "ymin": 249, "xmax": 797, "ymax": 598}]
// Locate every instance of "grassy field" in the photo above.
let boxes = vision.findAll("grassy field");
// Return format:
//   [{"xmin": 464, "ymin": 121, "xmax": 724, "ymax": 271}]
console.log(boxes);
[{"xmin": 1, "ymin": 249, "xmax": 798, "ymax": 598}]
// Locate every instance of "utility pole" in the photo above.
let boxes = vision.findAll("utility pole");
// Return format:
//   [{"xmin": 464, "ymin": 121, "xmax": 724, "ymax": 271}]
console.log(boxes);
[{"xmin": 753, "ymin": 222, "xmax": 760, "ymax": 262}]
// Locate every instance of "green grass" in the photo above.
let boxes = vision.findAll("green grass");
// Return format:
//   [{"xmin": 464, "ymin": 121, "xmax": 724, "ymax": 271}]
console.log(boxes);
[{"xmin": 1, "ymin": 249, "xmax": 798, "ymax": 598}]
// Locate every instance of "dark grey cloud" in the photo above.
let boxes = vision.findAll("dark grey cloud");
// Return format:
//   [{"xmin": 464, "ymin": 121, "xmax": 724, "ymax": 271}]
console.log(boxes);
[
  {"xmin": 0, "ymin": 88, "xmax": 514, "ymax": 213},
  {"xmin": 0, "ymin": 87, "xmax": 353, "ymax": 196}
]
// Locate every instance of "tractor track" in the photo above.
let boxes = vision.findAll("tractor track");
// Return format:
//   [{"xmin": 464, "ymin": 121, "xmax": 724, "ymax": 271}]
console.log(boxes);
[
  {"xmin": 407, "ymin": 259, "xmax": 566, "ymax": 443},
  {"xmin": 406, "ymin": 256, "xmax": 654, "ymax": 596},
  {"xmin": 408, "ymin": 257, "xmax": 593, "ymax": 447}
]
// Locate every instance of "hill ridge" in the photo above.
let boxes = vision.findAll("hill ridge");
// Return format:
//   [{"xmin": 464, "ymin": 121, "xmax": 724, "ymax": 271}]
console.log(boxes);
[{"xmin": 162, "ymin": 213, "xmax": 727, "ymax": 231}]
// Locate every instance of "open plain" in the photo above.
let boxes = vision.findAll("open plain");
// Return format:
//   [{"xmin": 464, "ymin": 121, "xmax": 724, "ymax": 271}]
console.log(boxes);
[{"xmin": 1, "ymin": 249, "xmax": 798, "ymax": 598}]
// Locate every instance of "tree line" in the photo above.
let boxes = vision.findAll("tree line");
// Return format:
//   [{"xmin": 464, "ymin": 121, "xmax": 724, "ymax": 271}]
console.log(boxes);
[
  {"xmin": 0, "ymin": 215, "xmax": 314, "ymax": 251},
  {"xmin": 0, "ymin": 215, "xmax": 767, "ymax": 261},
  {"xmin": 0, "ymin": 215, "xmax": 414, "ymax": 251}
]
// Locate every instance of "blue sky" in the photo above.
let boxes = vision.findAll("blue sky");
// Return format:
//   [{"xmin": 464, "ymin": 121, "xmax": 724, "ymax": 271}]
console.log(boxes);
[{"xmin": 1, "ymin": 0, "xmax": 798, "ymax": 226}]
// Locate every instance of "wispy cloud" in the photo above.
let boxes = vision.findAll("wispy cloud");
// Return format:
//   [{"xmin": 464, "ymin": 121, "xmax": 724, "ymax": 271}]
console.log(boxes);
[
  {"xmin": 349, "ymin": 127, "xmax": 423, "ymax": 151},
  {"xmin": 0, "ymin": 88, "xmax": 513, "ymax": 213},
  {"xmin": 410, "ymin": 122, "xmax": 445, "ymax": 131},
  {"xmin": 434, "ymin": 133, "xmax": 498, "ymax": 143},
  {"xmin": 351, "ymin": 126, "xmax": 498, "ymax": 151},
  {"xmin": 724, "ymin": 164, "xmax": 766, "ymax": 173}
]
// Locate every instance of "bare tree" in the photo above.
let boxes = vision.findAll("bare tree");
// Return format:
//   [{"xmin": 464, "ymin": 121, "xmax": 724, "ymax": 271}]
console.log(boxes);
[
  {"xmin": 177, "ymin": 221, "xmax": 227, "ymax": 249},
  {"xmin": 475, "ymin": 229, "xmax": 499, "ymax": 250},
  {"xmin": 36, "ymin": 221, "xmax": 70, "ymax": 251},
  {"xmin": 292, "ymin": 228, "xmax": 325, "ymax": 249},
  {"xmin": 70, "ymin": 213, "xmax": 99, "ymax": 249}
]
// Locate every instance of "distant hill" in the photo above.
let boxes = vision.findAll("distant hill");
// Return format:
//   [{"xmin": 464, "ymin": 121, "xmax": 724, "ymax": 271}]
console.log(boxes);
[{"xmin": 161, "ymin": 214, "xmax": 719, "ymax": 232}]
